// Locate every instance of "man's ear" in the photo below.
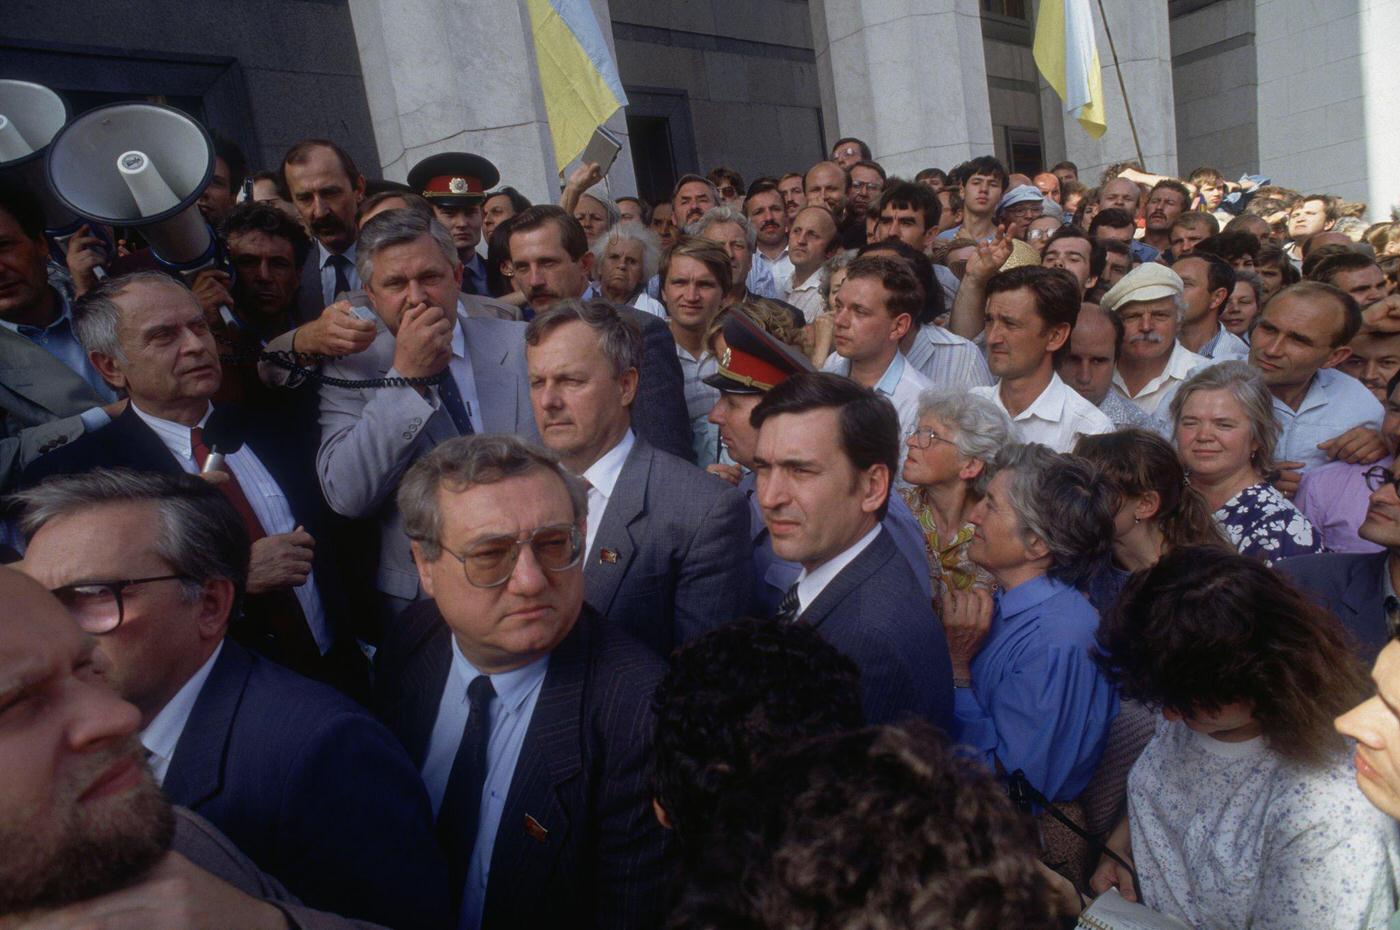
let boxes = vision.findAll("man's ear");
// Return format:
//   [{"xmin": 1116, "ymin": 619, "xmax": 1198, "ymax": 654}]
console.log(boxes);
[
  {"xmin": 195, "ymin": 577, "xmax": 236, "ymax": 640},
  {"xmin": 88, "ymin": 351, "xmax": 128, "ymax": 392},
  {"xmin": 859, "ymin": 464, "xmax": 890, "ymax": 516},
  {"xmin": 579, "ymin": 251, "xmax": 595, "ymax": 276},
  {"xmin": 1323, "ymin": 344, "xmax": 1353, "ymax": 370},
  {"xmin": 1045, "ymin": 322, "xmax": 1072, "ymax": 354}
]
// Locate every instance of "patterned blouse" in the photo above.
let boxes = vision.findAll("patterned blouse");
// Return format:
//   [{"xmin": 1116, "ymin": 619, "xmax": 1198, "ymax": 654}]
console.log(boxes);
[
  {"xmin": 899, "ymin": 486, "xmax": 995, "ymax": 604},
  {"xmin": 1214, "ymin": 481, "xmax": 1325, "ymax": 567}
]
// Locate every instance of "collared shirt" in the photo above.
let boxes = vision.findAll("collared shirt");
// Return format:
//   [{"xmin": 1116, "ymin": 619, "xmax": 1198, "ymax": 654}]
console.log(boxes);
[
  {"xmin": 972, "ymin": 372, "xmax": 1113, "ymax": 453},
  {"xmin": 823, "ymin": 351, "xmax": 934, "ymax": 443},
  {"xmin": 629, "ymin": 291, "xmax": 667, "ymax": 318},
  {"xmin": 898, "ymin": 486, "xmax": 994, "ymax": 603},
  {"xmin": 745, "ymin": 259, "xmax": 779, "ymax": 299},
  {"xmin": 1272, "ymin": 367, "xmax": 1384, "ymax": 471},
  {"xmin": 420, "ymin": 636, "xmax": 548, "ymax": 930},
  {"xmin": 1198, "ymin": 323, "xmax": 1249, "ymax": 361},
  {"xmin": 439, "ymin": 313, "xmax": 484, "ymax": 433},
  {"xmin": 581, "ymin": 429, "xmax": 635, "ymax": 560},
  {"xmin": 953, "ymin": 574, "xmax": 1119, "ymax": 802},
  {"xmin": 131, "ymin": 403, "xmax": 331, "ymax": 651},
  {"xmin": 903, "ymin": 324, "xmax": 994, "ymax": 390},
  {"xmin": 316, "ymin": 241, "xmax": 360, "ymax": 308},
  {"xmin": 1130, "ymin": 239, "xmax": 1159, "ymax": 264},
  {"xmin": 1296, "ymin": 456, "xmax": 1390, "ymax": 554},
  {"xmin": 793, "ymin": 523, "xmax": 881, "ymax": 615},
  {"xmin": 140, "ymin": 641, "xmax": 223, "ymax": 785},
  {"xmin": 675, "ymin": 343, "xmax": 720, "ymax": 465},
  {"xmin": 1111, "ymin": 341, "xmax": 1208, "ymax": 417},
  {"xmin": 785, "ymin": 268, "xmax": 826, "ymax": 324},
  {"xmin": 0, "ymin": 285, "xmax": 117, "ymax": 404},
  {"xmin": 755, "ymin": 248, "xmax": 794, "ymax": 296},
  {"xmin": 1097, "ymin": 389, "xmax": 1172, "ymax": 439},
  {"xmin": 936, "ymin": 223, "xmax": 996, "ymax": 244}
]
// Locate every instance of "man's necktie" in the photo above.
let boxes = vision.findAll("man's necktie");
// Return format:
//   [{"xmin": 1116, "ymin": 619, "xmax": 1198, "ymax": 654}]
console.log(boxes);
[
  {"xmin": 774, "ymin": 582, "xmax": 801, "ymax": 623},
  {"xmin": 437, "ymin": 675, "xmax": 496, "ymax": 894},
  {"xmin": 191, "ymin": 427, "xmax": 320, "ymax": 668},
  {"xmin": 328, "ymin": 253, "xmax": 352, "ymax": 301},
  {"xmin": 437, "ymin": 373, "xmax": 476, "ymax": 436}
]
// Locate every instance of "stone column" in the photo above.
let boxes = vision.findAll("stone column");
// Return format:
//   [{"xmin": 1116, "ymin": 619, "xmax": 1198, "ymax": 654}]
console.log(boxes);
[
  {"xmin": 1039, "ymin": 0, "xmax": 1177, "ymax": 182},
  {"xmin": 808, "ymin": 0, "xmax": 995, "ymax": 179},
  {"xmin": 348, "ymin": 0, "xmax": 637, "ymax": 205}
]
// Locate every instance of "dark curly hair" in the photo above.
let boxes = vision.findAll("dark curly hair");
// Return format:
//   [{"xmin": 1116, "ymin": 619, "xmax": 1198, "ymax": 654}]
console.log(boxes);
[
  {"xmin": 652, "ymin": 618, "xmax": 862, "ymax": 854},
  {"xmin": 665, "ymin": 722, "xmax": 1059, "ymax": 930},
  {"xmin": 1094, "ymin": 546, "xmax": 1371, "ymax": 765},
  {"xmin": 220, "ymin": 200, "xmax": 312, "ymax": 270}
]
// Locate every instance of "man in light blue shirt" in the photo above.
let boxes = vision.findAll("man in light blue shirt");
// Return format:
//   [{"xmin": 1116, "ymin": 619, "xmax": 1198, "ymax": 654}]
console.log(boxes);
[{"xmin": 1250, "ymin": 282, "xmax": 1386, "ymax": 475}]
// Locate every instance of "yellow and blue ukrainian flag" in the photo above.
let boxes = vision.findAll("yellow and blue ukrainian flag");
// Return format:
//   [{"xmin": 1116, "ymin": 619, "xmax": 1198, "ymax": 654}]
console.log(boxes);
[
  {"xmin": 525, "ymin": 0, "xmax": 629, "ymax": 172},
  {"xmin": 1033, "ymin": 0, "xmax": 1107, "ymax": 139}
]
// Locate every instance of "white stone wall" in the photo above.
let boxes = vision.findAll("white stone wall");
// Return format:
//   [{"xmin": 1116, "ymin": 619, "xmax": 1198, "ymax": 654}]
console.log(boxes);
[{"xmin": 1169, "ymin": 0, "xmax": 1258, "ymax": 181}]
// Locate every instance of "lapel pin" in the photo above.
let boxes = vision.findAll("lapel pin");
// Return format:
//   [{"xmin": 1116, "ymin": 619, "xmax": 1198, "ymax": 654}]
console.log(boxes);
[
  {"xmin": 524, "ymin": 813, "xmax": 549, "ymax": 843},
  {"xmin": 599, "ymin": 548, "xmax": 619, "ymax": 564}
]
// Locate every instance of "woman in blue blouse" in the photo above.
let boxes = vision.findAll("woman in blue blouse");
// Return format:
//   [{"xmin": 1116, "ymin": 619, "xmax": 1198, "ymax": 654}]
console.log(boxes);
[{"xmin": 943, "ymin": 442, "xmax": 1120, "ymax": 803}]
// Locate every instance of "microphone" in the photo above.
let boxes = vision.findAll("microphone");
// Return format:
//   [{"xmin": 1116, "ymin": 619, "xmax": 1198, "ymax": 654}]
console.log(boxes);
[{"xmin": 200, "ymin": 407, "xmax": 244, "ymax": 475}]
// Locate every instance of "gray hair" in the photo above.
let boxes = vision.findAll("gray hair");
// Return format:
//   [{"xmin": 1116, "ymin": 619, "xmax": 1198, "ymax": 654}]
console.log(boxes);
[
  {"xmin": 524, "ymin": 298, "xmax": 643, "ymax": 379},
  {"xmin": 590, "ymin": 221, "xmax": 662, "ymax": 283},
  {"xmin": 990, "ymin": 442, "xmax": 1114, "ymax": 587},
  {"xmin": 913, "ymin": 390, "xmax": 1012, "ymax": 494},
  {"xmin": 1234, "ymin": 268, "xmax": 1265, "ymax": 305},
  {"xmin": 820, "ymin": 249, "xmax": 859, "ymax": 302},
  {"xmin": 686, "ymin": 204, "xmax": 757, "ymax": 250},
  {"xmin": 577, "ymin": 192, "xmax": 621, "ymax": 233},
  {"xmin": 1169, "ymin": 359, "xmax": 1280, "ymax": 473},
  {"xmin": 72, "ymin": 270, "xmax": 195, "ymax": 361},
  {"xmin": 398, "ymin": 434, "xmax": 587, "ymax": 561},
  {"xmin": 9, "ymin": 468, "xmax": 250, "ymax": 609},
  {"xmin": 355, "ymin": 208, "xmax": 459, "ymax": 286}
]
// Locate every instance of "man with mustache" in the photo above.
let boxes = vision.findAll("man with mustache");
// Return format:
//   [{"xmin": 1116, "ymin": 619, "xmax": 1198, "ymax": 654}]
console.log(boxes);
[
  {"xmin": 0, "ymin": 567, "xmax": 395, "ymax": 929},
  {"xmin": 21, "ymin": 272, "xmax": 358, "ymax": 687},
  {"xmin": 744, "ymin": 182, "xmax": 793, "ymax": 294},
  {"xmin": 283, "ymin": 139, "xmax": 366, "ymax": 325},
  {"xmin": 1143, "ymin": 180, "xmax": 1190, "ymax": 255},
  {"xmin": 1101, "ymin": 263, "xmax": 1208, "ymax": 417}
]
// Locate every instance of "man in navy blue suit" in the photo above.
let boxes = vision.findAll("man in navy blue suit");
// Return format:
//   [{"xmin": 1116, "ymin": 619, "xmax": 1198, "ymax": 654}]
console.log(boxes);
[
  {"xmin": 374, "ymin": 433, "xmax": 669, "ymax": 930},
  {"xmin": 12, "ymin": 469, "xmax": 451, "ymax": 930},
  {"xmin": 750, "ymin": 371, "xmax": 955, "ymax": 730}
]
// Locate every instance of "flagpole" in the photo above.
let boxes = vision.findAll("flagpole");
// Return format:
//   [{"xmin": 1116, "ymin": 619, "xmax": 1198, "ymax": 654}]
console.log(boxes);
[{"xmin": 1092, "ymin": 0, "xmax": 1146, "ymax": 168}]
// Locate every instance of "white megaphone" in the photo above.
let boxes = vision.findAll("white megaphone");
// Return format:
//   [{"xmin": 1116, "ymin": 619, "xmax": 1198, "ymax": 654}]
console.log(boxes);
[
  {"xmin": 45, "ymin": 102, "xmax": 221, "ymax": 273},
  {"xmin": 0, "ymin": 79, "xmax": 83, "ymax": 239}
]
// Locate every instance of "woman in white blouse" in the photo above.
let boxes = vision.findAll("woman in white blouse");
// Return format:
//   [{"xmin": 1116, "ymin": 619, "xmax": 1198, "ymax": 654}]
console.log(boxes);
[{"xmin": 1091, "ymin": 547, "xmax": 1399, "ymax": 929}]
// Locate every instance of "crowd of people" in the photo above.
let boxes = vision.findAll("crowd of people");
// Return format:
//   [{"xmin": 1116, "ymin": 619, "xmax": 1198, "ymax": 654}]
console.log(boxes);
[{"xmin": 5, "ymin": 112, "xmax": 1400, "ymax": 929}]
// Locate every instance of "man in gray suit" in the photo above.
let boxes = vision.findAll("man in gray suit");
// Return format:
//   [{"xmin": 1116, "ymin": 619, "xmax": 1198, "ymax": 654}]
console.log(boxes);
[
  {"xmin": 317, "ymin": 209, "xmax": 536, "ymax": 617},
  {"xmin": 524, "ymin": 298, "xmax": 751, "ymax": 656},
  {"xmin": 0, "ymin": 184, "xmax": 123, "ymax": 490}
]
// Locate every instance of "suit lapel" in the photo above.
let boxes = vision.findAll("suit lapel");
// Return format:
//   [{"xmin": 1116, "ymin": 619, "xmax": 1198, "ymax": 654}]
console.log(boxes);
[
  {"xmin": 461, "ymin": 314, "xmax": 516, "ymax": 434},
  {"xmin": 112, "ymin": 406, "xmax": 189, "ymax": 473},
  {"xmin": 162, "ymin": 641, "xmax": 252, "ymax": 809},
  {"xmin": 483, "ymin": 612, "xmax": 589, "ymax": 922},
  {"xmin": 295, "ymin": 259, "xmax": 325, "ymax": 324},
  {"xmin": 799, "ymin": 529, "xmax": 894, "ymax": 630},
  {"xmin": 0, "ymin": 325, "xmax": 102, "ymax": 418},
  {"xmin": 1341, "ymin": 552, "xmax": 1390, "ymax": 654},
  {"xmin": 397, "ymin": 619, "xmax": 456, "ymax": 768},
  {"xmin": 583, "ymin": 441, "xmax": 648, "ymax": 616}
]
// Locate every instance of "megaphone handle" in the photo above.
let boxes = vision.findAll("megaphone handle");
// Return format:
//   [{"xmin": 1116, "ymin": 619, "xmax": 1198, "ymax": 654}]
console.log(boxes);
[
  {"xmin": 218, "ymin": 304, "xmax": 243, "ymax": 332},
  {"xmin": 92, "ymin": 266, "xmax": 108, "ymax": 281}
]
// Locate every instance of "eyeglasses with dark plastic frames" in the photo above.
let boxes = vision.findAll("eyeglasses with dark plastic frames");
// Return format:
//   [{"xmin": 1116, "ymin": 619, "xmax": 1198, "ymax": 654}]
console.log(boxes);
[
  {"xmin": 907, "ymin": 426, "xmax": 957, "ymax": 451},
  {"xmin": 1365, "ymin": 466, "xmax": 1400, "ymax": 496},
  {"xmin": 439, "ymin": 523, "xmax": 585, "ymax": 588},
  {"xmin": 49, "ymin": 574, "xmax": 194, "ymax": 634}
]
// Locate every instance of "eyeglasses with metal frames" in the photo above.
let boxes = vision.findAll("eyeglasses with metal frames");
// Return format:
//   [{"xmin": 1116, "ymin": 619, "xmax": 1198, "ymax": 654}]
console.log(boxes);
[{"xmin": 438, "ymin": 523, "xmax": 585, "ymax": 588}]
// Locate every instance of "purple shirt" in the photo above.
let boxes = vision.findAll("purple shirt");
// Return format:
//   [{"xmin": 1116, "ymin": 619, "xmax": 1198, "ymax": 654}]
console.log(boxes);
[{"xmin": 1295, "ymin": 455, "xmax": 1390, "ymax": 554}]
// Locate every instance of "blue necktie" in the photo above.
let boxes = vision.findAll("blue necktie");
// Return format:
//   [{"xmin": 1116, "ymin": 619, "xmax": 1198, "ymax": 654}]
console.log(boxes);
[
  {"xmin": 437, "ymin": 372, "xmax": 475, "ymax": 436},
  {"xmin": 437, "ymin": 675, "xmax": 495, "ymax": 895}
]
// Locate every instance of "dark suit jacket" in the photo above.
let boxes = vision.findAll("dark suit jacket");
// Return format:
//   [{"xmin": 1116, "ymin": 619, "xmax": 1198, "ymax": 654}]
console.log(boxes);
[
  {"xmin": 799, "ymin": 528, "xmax": 956, "ymax": 730},
  {"xmin": 166, "ymin": 640, "xmax": 451, "ymax": 930},
  {"xmin": 375, "ymin": 602, "xmax": 670, "ymax": 930},
  {"xmin": 297, "ymin": 253, "xmax": 331, "ymax": 325},
  {"xmin": 621, "ymin": 308, "xmax": 694, "ymax": 464},
  {"xmin": 586, "ymin": 437, "xmax": 753, "ymax": 657},
  {"xmin": 1279, "ymin": 550, "xmax": 1391, "ymax": 663},
  {"xmin": 21, "ymin": 405, "xmax": 357, "ymax": 672}
]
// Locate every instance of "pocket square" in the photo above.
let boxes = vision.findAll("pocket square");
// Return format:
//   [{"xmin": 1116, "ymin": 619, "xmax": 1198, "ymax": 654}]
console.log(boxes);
[{"xmin": 524, "ymin": 813, "xmax": 549, "ymax": 843}]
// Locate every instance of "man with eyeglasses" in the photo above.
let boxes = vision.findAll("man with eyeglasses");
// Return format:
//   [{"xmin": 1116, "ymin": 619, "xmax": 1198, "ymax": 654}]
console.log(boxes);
[
  {"xmin": 847, "ymin": 160, "xmax": 887, "ymax": 230},
  {"xmin": 11, "ymin": 468, "xmax": 450, "ymax": 929},
  {"xmin": 375, "ymin": 432, "xmax": 670, "ymax": 930}
]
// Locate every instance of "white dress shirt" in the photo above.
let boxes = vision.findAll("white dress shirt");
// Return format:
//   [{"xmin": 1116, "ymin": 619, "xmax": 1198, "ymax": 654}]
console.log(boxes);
[
  {"xmin": 755, "ymin": 248, "xmax": 794, "ymax": 296},
  {"xmin": 131, "ymin": 403, "xmax": 331, "ymax": 652},
  {"xmin": 794, "ymin": 523, "xmax": 881, "ymax": 615},
  {"xmin": 316, "ymin": 241, "xmax": 360, "ymax": 308},
  {"xmin": 972, "ymin": 372, "xmax": 1114, "ymax": 453},
  {"xmin": 1111, "ymin": 341, "xmax": 1209, "ymax": 416},
  {"xmin": 903, "ymin": 324, "xmax": 995, "ymax": 389},
  {"xmin": 1199, "ymin": 324, "xmax": 1250, "ymax": 361},
  {"xmin": 822, "ymin": 350, "xmax": 934, "ymax": 442},
  {"xmin": 581, "ymin": 429, "xmax": 635, "ymax": 559},
  {"xmin": 786, "ymin": 268, "xmax": 826, "ymax": 323},
  {"xmin": 440, "ymin": 313, "xmax": 484, "ymax": 433},
  {"xmin": 1273, "ymin": 367, "xmax": 1385, "ymax": 471},
  {"xmin": 140, "ymin": 641, "xmax": 223, "ymax": 785}
]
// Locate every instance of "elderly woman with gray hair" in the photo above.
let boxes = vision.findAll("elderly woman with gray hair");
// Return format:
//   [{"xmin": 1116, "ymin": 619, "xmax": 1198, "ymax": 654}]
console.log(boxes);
[
  {"xmin": 944, "ymin": 442, "xmax": 1120, "ymax": 803},
  {"xmin": 899, "ymin": 389, "xmax": 1012, "ymax": 606},
  {"xmin": 589, "ymin": 222, "xmax": 666, "ymax": 317},
  {"xmin": 1170, "ymin": 360, "xmax": 1323, "ymax": 566}
]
